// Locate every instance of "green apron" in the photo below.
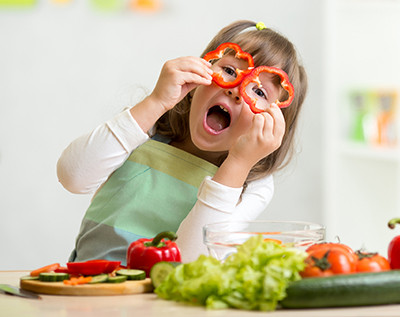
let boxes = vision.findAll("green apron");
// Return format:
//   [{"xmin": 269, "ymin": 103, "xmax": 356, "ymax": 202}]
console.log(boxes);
[{"xmin": 69, "ymin": 139, "xmax": 218, "ymax": 265}]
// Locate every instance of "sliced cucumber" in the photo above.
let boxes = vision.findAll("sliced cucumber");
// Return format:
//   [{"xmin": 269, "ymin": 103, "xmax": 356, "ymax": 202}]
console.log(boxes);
[
  {"xmin": 116, "ymin": 269, "xmax": 146, "ymax": 280},
  {"xmin": 106, "ymin": 275, "xmax": 127, "ymax": 283},
  {"xmin": 39, "ymin": 272, "xmax": 70, "ymax": 282},
  {"xmin": 150, "ymin": 261, "xmax": 182, "ymax": 288},
  {"xmin": 88, "ymin": 274, "xmax": 109, "ymax": 284}
]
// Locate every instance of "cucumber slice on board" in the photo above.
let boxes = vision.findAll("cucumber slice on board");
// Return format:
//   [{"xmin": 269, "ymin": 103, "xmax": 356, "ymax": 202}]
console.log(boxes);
[
  {"xmin": 106, "ymin": 275, "xmax": 127, "ymax": 283},
  {"xmin": 39, "ymin": 272, "xmax": 70, "ymax": 282},
  {"xmin": 88, "ymin": 274, "xmax": 109, "ymax": 284},
  {"xmin": 116, "ymin": 269, "xmax": 146, "ymax": 280},
  {"xmin": 150, "ymin": 262, "xmax": 182, "ymax": 288}
]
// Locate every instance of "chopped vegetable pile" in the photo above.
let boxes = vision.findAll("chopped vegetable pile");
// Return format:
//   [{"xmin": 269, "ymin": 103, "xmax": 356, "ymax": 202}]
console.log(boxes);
[{"xmin": 155, "ymin": 235, "xmax": 307, "ymax": 311}]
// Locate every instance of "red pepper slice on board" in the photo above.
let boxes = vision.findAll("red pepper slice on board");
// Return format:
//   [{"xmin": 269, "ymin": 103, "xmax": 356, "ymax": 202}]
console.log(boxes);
[
  {"xmin": 388, "ymin": 218, "xmax": 400, "ymax": 269},
  {"xmin": 67, "ymin": 259, "xmax": 121, "ymax": 276},
  {"xmin": 240, "ymin": 65, "xmax": 295, "ymax": 113},
  {"xmin": 203, "ymin": 42, "xmax": 254, "ymax": 89},
  {"xmin": 127, "ymin": 231, "xmax": 181, "ymax": 277},
  {"xmin": 30, "ymin": 263, "xmax": 61, "ymax": 277}
]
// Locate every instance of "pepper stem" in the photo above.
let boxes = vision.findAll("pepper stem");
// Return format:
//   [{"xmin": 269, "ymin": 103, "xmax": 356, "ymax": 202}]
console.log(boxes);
[
  {"xmin": 388, "ymin": 218, "xmax": 400, "ymax": 229},
  {"xmin": 151, "ymin": 231, "xmax": 177, "ymax": 247}
]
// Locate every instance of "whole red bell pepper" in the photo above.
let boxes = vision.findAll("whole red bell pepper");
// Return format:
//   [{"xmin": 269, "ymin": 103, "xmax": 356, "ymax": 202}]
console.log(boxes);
[
  {"xmin": 203, "ymin": 42, "xmax": 254, "ymax": 89},
  {"xmin": 240, "ymin": 65, "xmax": 295, "ymax": 113},
  {"xmin": 388, "ymin": 218, "xmax": 400, "ymax": 269},
  {"xmin": 127, "ymin": 231, "xmax": 181, "ymax": 277}
]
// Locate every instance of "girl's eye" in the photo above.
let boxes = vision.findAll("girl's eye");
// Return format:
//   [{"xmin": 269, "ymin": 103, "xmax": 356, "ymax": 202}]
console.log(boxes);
[
  {"xmin": 222, "ymin": 66, "xmax": 237, "ymax": 78},
  {"xmin": 253, "ymin": 87, "xmax": 267, "ymax": 99}
]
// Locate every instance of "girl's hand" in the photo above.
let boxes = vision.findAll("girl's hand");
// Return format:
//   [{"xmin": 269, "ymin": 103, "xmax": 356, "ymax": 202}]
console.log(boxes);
[
  {"xmin": 230, "ymin": 103, "xmax": 286, "ymax": 168},
  {"xmin": 212, "ymin": 104, "xmax": 285, "ymax": 188},
  {"xmin": 130, "ymin": 56, "xmax": 212, "ymax": 133},
  {"xmin": 150, "ymin": 56, "xmax": 213, "ymax": 112}
]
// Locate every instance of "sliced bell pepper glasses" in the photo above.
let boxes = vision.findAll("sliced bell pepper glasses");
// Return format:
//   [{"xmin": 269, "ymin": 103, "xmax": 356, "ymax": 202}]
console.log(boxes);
[
  {"xmin": 203, "ymin": 42, "xmax": 254, "ymax": 89},
  {"xmin": 240, "ymin": 66, "xmax": 295, "ymax": 113},
  {"xmin": 203, "ymin": 42, "xmax": 295, "ymax": 113}
]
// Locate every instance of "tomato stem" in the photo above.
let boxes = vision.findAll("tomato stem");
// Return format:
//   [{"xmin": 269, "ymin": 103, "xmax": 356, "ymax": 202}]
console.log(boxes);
[
  {"xmin": 355, "ymin": 250, "xmax": 377, "ymax": 259},
  {"xmin": 312, "ymin": 251, "xmax": 332, "ymax": 271}
]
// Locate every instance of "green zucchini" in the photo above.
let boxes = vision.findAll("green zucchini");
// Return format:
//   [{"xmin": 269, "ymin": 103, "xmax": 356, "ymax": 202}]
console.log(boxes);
[
  {"xmin": 116, "ymin": 269, "xmax": 146, "ymax": 280},
  {"xmin": 39, "ymin": 272, "xmax": 70, "ymax": 282},
  {"xmin": 150, "ymin": 261, "xmax": 182, "ymax": 288},
  {"xmin": 280, "ymin": 270, "xmax": 400, "ymax": 308}
]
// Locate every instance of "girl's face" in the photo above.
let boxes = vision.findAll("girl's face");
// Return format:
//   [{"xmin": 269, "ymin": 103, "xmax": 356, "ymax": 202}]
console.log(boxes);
[{"xmin": 189, "ymin": 55, "xmax": 281, "ymax": 153}]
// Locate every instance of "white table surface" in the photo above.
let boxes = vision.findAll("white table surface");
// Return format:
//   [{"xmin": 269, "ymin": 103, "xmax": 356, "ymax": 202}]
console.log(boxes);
[{"xmin": 1, "ymin": 271, "xmax": 400, "ymax": 317}]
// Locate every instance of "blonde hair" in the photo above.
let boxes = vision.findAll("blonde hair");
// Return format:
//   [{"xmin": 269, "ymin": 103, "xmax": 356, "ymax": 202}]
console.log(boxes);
[{"xmin": 155, "ymin": 20, "xmax": 308, "ymax": 183}]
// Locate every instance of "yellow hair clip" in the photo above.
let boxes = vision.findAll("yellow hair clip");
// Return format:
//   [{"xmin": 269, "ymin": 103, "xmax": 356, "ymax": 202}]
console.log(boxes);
[{"xmin": 256, "ymin": 22, "xmax": 266, "ymax": 31}]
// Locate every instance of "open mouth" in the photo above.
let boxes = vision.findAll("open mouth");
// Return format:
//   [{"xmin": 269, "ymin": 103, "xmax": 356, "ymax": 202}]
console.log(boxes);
[{"xmin": 205, "ymin": 105, "xmax": 231, "ymax": 134}]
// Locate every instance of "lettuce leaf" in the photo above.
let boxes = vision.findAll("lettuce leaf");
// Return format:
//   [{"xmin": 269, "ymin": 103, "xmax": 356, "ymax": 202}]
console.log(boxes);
[{"xmin": 155, "ymin": 235, "xmax": 307, "ymax": 311}]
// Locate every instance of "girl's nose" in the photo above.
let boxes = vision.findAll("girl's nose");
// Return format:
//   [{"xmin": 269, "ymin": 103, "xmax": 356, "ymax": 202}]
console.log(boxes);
[{"xmin": 225, "ymin": 88, "xmax": 242, "ymax": 103}]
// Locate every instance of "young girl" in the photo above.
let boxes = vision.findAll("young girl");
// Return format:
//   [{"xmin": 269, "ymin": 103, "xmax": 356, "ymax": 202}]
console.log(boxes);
[{"xmin": 57, "ymin": 20, "xmax": 308, "ymax": 263}]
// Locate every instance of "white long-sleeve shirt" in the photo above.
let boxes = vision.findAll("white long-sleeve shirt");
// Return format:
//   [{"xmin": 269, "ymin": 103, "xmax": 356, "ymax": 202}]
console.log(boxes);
[{"xmin": 57, "ymin": 108, "xmax": 274, "ymax": 262}]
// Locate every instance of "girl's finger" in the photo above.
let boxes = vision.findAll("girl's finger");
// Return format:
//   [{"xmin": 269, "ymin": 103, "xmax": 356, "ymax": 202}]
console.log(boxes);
[
  {"xmin": 251, "ymin": 113, "xmax": 267, "ymax": 138},
  {"xmin": 176, "ymin": 57, "xmax": 213, "ymax": 79},
  {"xmin": 266, "ymin": 103, "xmax": 285, "ymax": 136},
  {"xmin": 260, "ymin": 112, "xmax": 275, "ymax": 137},
  {"xmin": 178, "ymin": 71, "xmax": 212, "ymax": 87}
]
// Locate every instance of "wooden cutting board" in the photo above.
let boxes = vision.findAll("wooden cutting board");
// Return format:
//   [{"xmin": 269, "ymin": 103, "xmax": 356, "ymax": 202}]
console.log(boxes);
[{"xmin": 20, "ymin": 278, "xmax": 153, "ymax": 296}]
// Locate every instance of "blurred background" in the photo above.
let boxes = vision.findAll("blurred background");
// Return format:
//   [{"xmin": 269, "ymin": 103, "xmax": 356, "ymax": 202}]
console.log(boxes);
[{"xmin": 1, "ymin": 0, "xmax": 399, "ymax": 270}]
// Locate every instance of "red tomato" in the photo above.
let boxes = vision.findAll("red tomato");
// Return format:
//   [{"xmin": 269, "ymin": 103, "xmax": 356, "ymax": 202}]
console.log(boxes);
[
  {"xmin": 355, "ymin": 251, "xmax": 391, "ymax": 272},
  {"xmin": 301, "ymin": 243, "xmax": 357, "ymax": 278},
  {"xmin": 306, "ymin": 242, "xmax": 355, "ymax": 255}
]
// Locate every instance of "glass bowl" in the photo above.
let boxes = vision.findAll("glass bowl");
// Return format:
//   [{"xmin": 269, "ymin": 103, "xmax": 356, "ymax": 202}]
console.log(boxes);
[{"xmin": 203, "ymin": 220, "xmax": 325, "ymax": 261}]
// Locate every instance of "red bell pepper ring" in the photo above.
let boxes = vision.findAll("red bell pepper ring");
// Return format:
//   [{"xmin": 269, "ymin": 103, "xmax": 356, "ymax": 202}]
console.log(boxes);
[
  {"xmin": 127, "ymin": 231, "xmax": 181, "ymax": 277},
  {"xmin": 67, "ymin": 259, "xmax": 121, "ymax": 276},
  {"xmin": 388, "ymin": 218, "xmax": 400, "ymax": 269},
  {"xmin": 240, "ymin": 65, "xmax": 295, "ymax": 113},
  {"xmin": 203, "ymin": 42, "xmax": 254, "ymax": 89}
]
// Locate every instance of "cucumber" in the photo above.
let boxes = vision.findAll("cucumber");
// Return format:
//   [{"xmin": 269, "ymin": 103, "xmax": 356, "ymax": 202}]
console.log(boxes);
[
  {"xmin": 116, "ymin": 269, "xmax": 146, "ymax": 280},
  {"xmin": 88, "ymin": 274, "xmax": 109, "ymax": 284},
  {"xmin": 150, "ymin": 261, "xmax": 182, "ymax": 288},
  {"xmin": 281, "ymin": 270, "xmax": 400, "ymax": 308},
  {"xmin": 106, "ymin": 275, "xmax": 127, "ymax": 283},
  {"xmin": 39, "ymin": 272, "xmax": 70, "ymax": 282}
]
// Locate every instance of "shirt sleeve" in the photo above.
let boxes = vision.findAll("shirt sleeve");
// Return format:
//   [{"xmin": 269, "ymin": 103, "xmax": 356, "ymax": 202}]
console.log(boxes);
[
  {"xmin": 176, "ymin": 175, "xmax": 274, "ymax": 262},
  {"xmin": 57, "ymin": 108, "xmax": 149, "ymax": 194}
]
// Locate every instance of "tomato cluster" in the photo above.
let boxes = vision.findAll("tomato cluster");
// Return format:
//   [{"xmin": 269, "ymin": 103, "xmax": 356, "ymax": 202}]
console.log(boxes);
[{"xmin": 301, "ymin": 243, "xmax": 390, "ymax": 278}]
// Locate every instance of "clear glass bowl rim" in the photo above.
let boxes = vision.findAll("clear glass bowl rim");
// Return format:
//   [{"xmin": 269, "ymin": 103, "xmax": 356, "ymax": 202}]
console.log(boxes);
[{"xmin": 203, "ymin": 220, "xmax": 325, "ymax": 235}]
